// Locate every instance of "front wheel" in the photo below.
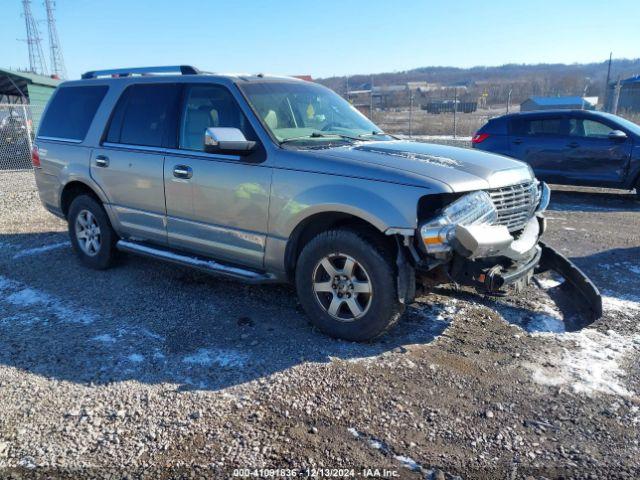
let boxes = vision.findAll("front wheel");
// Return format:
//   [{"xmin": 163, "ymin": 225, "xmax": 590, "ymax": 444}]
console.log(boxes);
[
  {"xmin": 295, "ymin": 229, "xmax": 404, "ymax": 341},
  {"xmin": 68, "ymin": 195, "xmax": 118, "ymax": 270}
]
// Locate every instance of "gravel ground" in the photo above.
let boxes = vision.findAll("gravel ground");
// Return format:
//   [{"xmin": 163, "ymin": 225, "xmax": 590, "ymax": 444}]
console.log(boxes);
[{"xmin": 0, "ymin": 169, "xmax": 639, "ymax": 479}]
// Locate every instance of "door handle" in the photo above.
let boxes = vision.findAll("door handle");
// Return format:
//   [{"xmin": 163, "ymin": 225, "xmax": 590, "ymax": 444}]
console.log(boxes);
[
  {"xmin": 173, "ymin": 165, "xmax": 193, "ymax": 179},
  {"xmin": 95, "ymin": 155, "xmax": 109, "ymax": 167},
  {"xmin": 513, "ymin": 138, "xmax": 523, "ymax": 145},
  {"xmin": 567, "ymin": 142, "xmax": 579, "ymax": 148}
]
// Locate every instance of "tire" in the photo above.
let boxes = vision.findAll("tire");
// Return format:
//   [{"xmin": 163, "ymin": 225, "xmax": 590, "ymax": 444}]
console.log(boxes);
[
  {"xmin": 67, "ymin": 194, "xmax": 118, "ymax": 270},
  {"xmin": 635, "ymin": 180, "xmax": 640, "ymax": 200},
  {"xmin": 295, "ymin": 229, "xmax": 404, "ymax": 342}
]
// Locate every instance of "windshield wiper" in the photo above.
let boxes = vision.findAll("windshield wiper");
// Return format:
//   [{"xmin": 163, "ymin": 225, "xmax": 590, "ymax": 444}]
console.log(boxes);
[
  {"xmin": 358, "ymin": 131, "xmax": 398, "ymax": 140},
  {"xmin": 279, "ymin": 132, "xmax": 362, "ymax": 145}
]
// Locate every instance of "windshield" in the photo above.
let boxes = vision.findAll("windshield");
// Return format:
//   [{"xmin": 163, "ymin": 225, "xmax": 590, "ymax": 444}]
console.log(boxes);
[{"xmin": 239, "ymin": 81, "xmax": 390, "ymax": 144}]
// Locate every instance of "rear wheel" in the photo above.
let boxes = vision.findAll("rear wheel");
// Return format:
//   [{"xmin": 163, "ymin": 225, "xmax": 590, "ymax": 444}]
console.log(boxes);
[
  {"xmin": 635, "ymin": 179, "xmax": 640, "ymax": 200},
  {"xmin": 295, "ymin": 229, "xmax": 404, "ymax": 341},
  {"xmin": 68, "ymin": 195, "xmax": 118, "ymax": 270}
]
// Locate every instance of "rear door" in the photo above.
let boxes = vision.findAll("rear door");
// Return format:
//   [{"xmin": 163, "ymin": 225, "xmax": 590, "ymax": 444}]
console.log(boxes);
[
  {"xmin": 91, "ymin": 83, "xmax": 181, "ymax": 245},
  {"xmin": 163, "ymin": 83, "xmax": 271, "ymax": 268},
  {"xmin": 509, "ymin": 114, "xmax": 571, "ymax": 183},
  {"xmin": 563, "ymin": 115, "xmax": 632, "ymax": 187}
]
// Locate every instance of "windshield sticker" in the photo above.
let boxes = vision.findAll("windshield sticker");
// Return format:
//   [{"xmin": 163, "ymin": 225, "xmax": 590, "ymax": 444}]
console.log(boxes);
[{"xmin": 354, "ymin": 146, "xmax": 463, "ymax": 168}]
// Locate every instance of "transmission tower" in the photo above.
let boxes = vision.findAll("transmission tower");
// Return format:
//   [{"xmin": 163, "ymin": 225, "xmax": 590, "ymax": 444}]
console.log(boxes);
[
  {"xmin": 21, "ymin": 0, "xmax": 48, "ymax": 75},
  {"xmin": 44, "ymin": 0, "xmax": 66, "ymax": 79}
]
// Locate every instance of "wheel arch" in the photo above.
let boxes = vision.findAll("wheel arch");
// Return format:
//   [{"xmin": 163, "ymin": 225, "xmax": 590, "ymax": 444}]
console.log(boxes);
[
  {"xmin": 283, "ymin": 210, "xmax": 397, "ymax": 280},
  {"xmin": 59, "ymin": 180, "xmax": 106, "ymax": 218}
]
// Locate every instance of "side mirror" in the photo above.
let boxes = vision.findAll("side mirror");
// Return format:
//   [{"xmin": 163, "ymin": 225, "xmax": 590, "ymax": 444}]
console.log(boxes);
[
  {"xmin": 204, "ymin": 127, "xmax": 256, "ymax": 155},
  {"xmin": 608, "ymin": 130, "xmax": 628, "ymax": 141}
]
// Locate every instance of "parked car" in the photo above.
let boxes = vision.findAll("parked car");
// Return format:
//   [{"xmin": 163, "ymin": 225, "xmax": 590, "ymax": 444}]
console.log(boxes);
[
  {"xmin": 33, "ymin": 66, "xmax": 600, "ymax": 341},
  {"xmin": 472, "ymin": 110, "xmax": 640, "ymax": 196}
]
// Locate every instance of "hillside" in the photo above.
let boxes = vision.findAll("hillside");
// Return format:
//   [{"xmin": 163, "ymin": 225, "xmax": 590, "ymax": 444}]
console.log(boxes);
[{"xmin": 318, "ymin": 59, "xmax": 640, "ymax": 104}]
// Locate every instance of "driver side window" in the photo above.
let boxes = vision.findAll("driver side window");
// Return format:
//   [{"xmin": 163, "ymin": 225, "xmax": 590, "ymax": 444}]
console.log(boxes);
[{"xmin": 179, "ymin": 85, "xmax": 255, "ymax": 152}]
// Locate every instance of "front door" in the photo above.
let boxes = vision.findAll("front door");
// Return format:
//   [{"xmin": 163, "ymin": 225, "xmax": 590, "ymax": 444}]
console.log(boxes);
[
  {"xmin": 562, "ymin": 116, "xmax": 632, "ymax": 187},
  {"xmin": 91, "ymin": 83, "xmax": 182, "ymax": 244},
  {"xmin": 163, "ymin": 84, "xmax": 271, "ymax": 268}
]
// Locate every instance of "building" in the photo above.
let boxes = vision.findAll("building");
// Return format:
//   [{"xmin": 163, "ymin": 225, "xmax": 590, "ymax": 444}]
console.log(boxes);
[
  {"xmin": 520, "ymin": 96, "xmax": 597, "ymax": 112},
  {"xmin": 0, "ymin": 68, "xmax": 60, "ymax": 128},
  {"xmin": 605, "ymin": 75, "xmax": 640, "ymax": 113}
]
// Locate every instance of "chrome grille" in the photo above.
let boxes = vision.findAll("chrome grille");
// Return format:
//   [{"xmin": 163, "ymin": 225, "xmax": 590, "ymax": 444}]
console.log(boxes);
[{"xmin": 487, "ymin": 182, "xmax": 538, "ymax": 232}]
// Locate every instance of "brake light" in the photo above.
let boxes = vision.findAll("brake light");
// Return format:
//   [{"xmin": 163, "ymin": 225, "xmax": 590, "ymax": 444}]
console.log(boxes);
[
  {"xmin": 31, "ymin": 145, "xmax": 41, "ymax": 168},
  {"xmin": 472, "ymin": 133, "xmax": 490, "ymax": 144}
]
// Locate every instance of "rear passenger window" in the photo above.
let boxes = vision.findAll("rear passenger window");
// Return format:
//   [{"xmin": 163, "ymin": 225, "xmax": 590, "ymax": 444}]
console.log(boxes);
[
  {"xmin": 39, "ymin": 86, "xmax": 108, "ymax": 141},
  {"xmin": 512, "ymin": 117, "xmax": 567, "ymax": 137},
  {"xmin": 106, "ymin": 84, "xmax": 181, "ymax": 148}
]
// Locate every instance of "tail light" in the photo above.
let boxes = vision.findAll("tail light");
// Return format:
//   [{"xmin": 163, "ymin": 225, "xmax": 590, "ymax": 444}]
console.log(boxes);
[
  {"xmin": 472, "ymin": 133, "xmax": 490, "ymax": 144},
  {"xmin": 31, "ymin": 145, "xmax": 41, "ymax": 168}
]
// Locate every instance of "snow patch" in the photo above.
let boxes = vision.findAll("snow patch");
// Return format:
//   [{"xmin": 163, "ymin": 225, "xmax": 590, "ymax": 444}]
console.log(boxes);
[
  {"xmin": 528, "ymin": 329, "xmax": 639, "ymax": 397},
  {"xmin": 0, "ymin": 275, "xmax": 97, "ymax": 325},
  {"xmin": 182, "ymin": 348, "xmax": 248, "ymax": 368},
  {"xmin": 92, "ymin": 334, "xmax": 117, "ymax": 344},
  {"xmin": 13, "ymin": 241, "xmax": 70, "ymax": 259}
]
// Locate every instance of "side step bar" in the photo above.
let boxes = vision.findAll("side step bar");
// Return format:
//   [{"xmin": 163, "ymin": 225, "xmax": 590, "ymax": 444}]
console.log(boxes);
[{"xmin": 116, "ymin": 240, "xmax": 277, "ymax": 284}]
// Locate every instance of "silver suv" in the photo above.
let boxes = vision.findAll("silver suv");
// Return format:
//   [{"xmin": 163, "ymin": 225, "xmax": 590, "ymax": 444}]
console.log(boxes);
[{"xmin": 33, "ymin": 65, "xmax": 600, "ymax": 341}]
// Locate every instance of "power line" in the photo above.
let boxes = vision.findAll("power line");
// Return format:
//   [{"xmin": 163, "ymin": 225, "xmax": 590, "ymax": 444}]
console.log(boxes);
[{"xmin": 44, "ymin": 0, "xmax": 66, "ymax": 79}]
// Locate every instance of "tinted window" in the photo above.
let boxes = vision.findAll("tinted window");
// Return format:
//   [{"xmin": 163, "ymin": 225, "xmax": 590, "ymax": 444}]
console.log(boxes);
[
  {"xmin": 179, "ymin": 84, "xmax": 255, "ymax": 151},
  {"xmin": 512, "ymin": 117, "xmax": 567, "ymax": 136},
  {"xmin": 106, "ymin": 84, "xmax": 181, "ymax": 147},
  {"xmin": 39, "ymin": 86, "xmax": 108, "ymax": 141}
]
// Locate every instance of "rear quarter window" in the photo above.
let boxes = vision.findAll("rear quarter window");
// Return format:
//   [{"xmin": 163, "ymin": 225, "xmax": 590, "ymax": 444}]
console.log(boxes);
[{"xmin": 38, "ymin": 85, "xmax": 108, "ymax": 141}]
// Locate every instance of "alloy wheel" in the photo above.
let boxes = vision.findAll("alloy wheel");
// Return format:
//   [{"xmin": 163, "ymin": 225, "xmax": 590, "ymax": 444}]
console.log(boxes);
[
  {"xmin": 75, "ymin": 209, "xmax": 102, "ymax": 257},
  {"xmin": 312, "ymin": 253, "xmax": 373, "ymax": 321}
]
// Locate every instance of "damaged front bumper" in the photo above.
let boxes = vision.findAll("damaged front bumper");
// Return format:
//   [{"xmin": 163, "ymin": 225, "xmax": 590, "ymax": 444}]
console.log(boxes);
[{"xmin": 444, "ymin": 215, "xmax": 602, "ymax": 320}]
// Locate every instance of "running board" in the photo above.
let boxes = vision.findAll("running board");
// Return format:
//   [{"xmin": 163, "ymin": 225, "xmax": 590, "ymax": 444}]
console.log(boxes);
[{"xmin": 116, "ymin": 240, "xmax": 277, "ymax": 284}]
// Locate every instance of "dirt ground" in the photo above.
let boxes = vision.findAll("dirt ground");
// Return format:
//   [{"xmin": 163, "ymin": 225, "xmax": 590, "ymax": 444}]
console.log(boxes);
[{"xmin": 0, "ymin": 168, "xmax": 639, "ymax": 479}]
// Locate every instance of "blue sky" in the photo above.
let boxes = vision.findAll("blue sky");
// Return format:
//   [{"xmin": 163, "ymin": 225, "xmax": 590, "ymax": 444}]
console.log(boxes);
[{"xmin": 2, "ymin": 0, "xmax": 639, "ymax": 80}]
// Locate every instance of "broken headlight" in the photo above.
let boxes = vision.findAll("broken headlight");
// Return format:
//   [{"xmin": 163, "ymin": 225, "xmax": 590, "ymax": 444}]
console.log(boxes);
[{"xmin": 420, "ymin": 190, "xmax": 497, "ymax": 253}]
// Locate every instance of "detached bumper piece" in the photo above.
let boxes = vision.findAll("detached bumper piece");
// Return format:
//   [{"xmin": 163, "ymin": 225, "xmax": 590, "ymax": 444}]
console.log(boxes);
[{"xmin": 536, "ymin": 241, "xmax": 603, "ymax": 320}]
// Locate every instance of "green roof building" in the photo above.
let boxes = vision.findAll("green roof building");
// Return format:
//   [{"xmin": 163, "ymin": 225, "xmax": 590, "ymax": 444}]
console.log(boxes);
[{"xmin": 0, "ymin": 68, "xmax": 60, "ymax": 129}]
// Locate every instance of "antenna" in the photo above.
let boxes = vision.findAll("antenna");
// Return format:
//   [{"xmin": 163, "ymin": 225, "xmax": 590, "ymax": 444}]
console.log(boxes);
[
  {"xmin": 21, "ymin": 0, "xmax": 48, "ymax": 75},
  {"xmin": 44, "ymin": 0, "xmax": 66, "ymax": 79}
]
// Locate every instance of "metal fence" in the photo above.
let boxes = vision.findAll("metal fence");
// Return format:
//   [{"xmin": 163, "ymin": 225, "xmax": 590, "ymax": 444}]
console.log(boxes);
[{"xmin": 0, "ymin": 103, "xmax": 43, "ymax": 172}]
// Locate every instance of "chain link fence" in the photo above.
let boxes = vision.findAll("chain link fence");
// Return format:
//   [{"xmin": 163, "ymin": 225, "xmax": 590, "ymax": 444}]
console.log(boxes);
[{"xmin": 0, "ymin": 104, "xmax": 44, "ymax": 172}]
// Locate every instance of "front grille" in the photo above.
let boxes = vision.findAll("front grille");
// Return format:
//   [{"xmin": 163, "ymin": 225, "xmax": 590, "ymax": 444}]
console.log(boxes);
[{"xmin": 487, "ymin": 182, "xmax": 538, "ymax": 232}]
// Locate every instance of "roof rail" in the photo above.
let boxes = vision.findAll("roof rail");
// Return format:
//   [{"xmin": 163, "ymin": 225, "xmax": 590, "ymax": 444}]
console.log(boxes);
[{"xmin": 81, "ymin": 65, "xmax": 199, "ymax": 79}]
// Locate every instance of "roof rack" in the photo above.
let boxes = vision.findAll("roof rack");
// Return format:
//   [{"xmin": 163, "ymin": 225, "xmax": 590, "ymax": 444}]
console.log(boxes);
[{"xmin": 81, "ymin": 65, "xmax": 199, "ymax": 79}]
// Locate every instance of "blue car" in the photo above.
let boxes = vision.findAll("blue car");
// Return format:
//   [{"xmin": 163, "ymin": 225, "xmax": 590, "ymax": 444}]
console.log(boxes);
[{"xmin": 472, "ymin": 110, "xmax": 640, "ymax": 197}]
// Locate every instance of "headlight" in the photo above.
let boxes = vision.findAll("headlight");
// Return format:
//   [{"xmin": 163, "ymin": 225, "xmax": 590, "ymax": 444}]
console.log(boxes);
[
  {"xmin": 420, "ymin": 190, "xmax": 497, "ymax": 253},
  {"xmin": 536, "ymin": 181, "xmax": 550, "ymax": 212}
]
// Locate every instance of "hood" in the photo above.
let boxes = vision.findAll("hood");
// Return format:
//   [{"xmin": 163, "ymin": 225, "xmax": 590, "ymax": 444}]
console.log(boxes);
[{"xmin": 315, "ymin": 140, "xmax": 534, "ymax": 191}]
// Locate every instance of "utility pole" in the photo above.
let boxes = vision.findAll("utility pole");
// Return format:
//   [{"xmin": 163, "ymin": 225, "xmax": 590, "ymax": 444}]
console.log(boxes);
[
  {"xmin": 369, "ymin": 74, "xmax": 374, "ymax": 121},
  {"xmin": 506, "ymin": 88, "xmax": 512, "ymax": 114},
  {"xmin": 611, "ymin": 77, "xmax": 621, "ymax": 115},
  {"xmin": 44, "ymin": 0, "xmax": 67, "ymax": 79},
  {"xmin": 605, "ymin": 52, "xmax": 613, "ymax": 111},
  {"xmin": 21, "ymin": 0, "xmax": 48, "ymax": 75},
  {"xmin": 453, "ymin": 87, "xmax": 458, "ymax": 139},
  {"xmin": 409, "ymin": 89, "xmax": 414, "ymax": 138}
]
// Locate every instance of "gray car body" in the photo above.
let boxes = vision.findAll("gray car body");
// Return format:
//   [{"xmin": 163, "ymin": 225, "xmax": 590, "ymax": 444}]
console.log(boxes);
[{"xmin": 34, "ymin": 74, "xmax": 534, "ymax": 280}]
